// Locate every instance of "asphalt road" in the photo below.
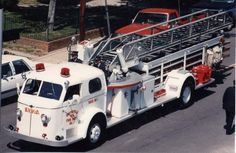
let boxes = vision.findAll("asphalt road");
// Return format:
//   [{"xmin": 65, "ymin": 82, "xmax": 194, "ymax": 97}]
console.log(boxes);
[{"xmin": 0, "ymin": 28, "xmax": 235, "ymax": 152}]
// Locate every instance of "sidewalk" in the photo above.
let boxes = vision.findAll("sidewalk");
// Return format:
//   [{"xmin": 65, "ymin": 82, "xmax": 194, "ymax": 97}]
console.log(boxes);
[
  {"xmin": 4, "ymin": 37, "xmax": 103, "ymax": 64},
  {"xmin": 33, "ymin": 47, "xmax": 68, "ymax": 64}
]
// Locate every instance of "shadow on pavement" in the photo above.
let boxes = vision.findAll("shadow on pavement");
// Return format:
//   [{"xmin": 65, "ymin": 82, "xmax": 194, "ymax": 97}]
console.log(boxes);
[
  {"xmin": 211, "ymin": 65, "xmax": 233, "ymax": 86},
  {"xmin": 1, "ymin": 96, "xmax": 18, "ymax": 107}
]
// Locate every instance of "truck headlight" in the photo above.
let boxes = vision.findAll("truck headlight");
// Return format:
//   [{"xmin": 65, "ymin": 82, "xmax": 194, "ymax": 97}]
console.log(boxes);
[
  {"xmin": 41, "ymin": 114, "xmax": 51, "ymax": 127},
  {"xmin": 16, "ymin": 108, "xmax": 22, "ymax": 121}
]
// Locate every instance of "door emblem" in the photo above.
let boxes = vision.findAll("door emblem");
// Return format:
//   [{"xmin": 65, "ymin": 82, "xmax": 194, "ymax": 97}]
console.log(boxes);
[{"xmin": 66, "ymin": 110, "xmax": 78, "ymax": 125}]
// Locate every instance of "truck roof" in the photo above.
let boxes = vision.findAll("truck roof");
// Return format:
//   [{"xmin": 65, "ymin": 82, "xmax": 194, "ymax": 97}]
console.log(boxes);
[
  {"xmin": 140, "ymin": 8, "xmax": 178, "ymax": 14},
  {"xmin": 28, "ymin": 62, "xmax": 104, "ymax": 85}
]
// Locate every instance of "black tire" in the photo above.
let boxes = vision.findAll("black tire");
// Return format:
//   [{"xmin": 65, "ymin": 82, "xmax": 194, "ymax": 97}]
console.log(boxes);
[
  {"xmin": 179, "ymin": 79, "xmax": 194, "ymax": 109},
  {"xmin": 85, "ymin": 115, "xmax": 106, "ymax": 148},
  {"xmin": 225, "ymin": 14, "xmax": 235, "ymax": 31}
]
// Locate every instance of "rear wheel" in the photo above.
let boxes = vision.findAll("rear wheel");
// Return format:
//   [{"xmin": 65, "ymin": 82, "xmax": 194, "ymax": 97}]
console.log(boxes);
[
  {"xmin": 179, "ymin": 79, "xmax": 194, "ymax": 109},
  {"xmin": 225, "ymin": 14, "xmax": 235, "ymax": 31}
]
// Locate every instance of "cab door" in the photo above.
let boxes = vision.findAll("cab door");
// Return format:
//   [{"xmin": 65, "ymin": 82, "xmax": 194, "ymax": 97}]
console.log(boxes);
[
  {"xmin": 62, "ymin": 84, "xmax": 81, "ymax": 139},
  {"xmin": 1, "ymin": 62, "xmax": 16, "ymax": 98},
  {"xmin": 86, "ymin": 77, "xmax": 106, "ymax": 111}
]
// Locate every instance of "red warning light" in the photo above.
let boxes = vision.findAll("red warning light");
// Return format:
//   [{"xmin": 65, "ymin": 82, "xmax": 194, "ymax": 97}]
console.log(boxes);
[
  {"xmin": 36, "ymin": 63, "xmax": 45, "ymax": 72},
  {"xmin": 61, "ymin": 68, "xmax": 70, "ymax": 77}
]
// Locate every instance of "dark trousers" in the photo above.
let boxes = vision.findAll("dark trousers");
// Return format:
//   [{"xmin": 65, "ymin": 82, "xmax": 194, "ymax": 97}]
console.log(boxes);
[{"xmin": 225, "ymin": 110, "xmax": 235, "ymax": 131}]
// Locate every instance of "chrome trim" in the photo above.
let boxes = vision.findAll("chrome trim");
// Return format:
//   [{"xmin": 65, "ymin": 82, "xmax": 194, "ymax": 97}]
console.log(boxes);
[{"xmin": 4, "ymin": 127, "xmax": 69, "ymax": 147}]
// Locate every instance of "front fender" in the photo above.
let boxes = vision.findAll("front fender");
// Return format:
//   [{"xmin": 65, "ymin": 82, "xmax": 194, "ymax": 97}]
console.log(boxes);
[
  {"xmin": 165, "ymin": 69, "xmax": 195, "ymax": 98},
  {"xmin": 77, "ymin": 107, "xmax": 106, "ymax": 139}
]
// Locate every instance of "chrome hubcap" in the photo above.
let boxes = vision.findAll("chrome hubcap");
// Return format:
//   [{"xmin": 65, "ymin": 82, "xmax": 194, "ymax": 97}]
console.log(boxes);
[
  {"xmin": 182, "ymin": 86, "xmax": 191, "ymax": 104},
  {"xmin": 89, "ymin": 123, "xmax": 101, "ymax": 143}
]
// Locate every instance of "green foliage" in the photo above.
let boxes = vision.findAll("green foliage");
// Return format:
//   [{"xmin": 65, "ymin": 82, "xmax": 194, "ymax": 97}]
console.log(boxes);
[
  {"xmin": 4, "ymin": 10, "xmax": 79, "ymax": 41},
  {"xmin": 0, "ymin": 0, "xmax": 19, "ymax": 9}
]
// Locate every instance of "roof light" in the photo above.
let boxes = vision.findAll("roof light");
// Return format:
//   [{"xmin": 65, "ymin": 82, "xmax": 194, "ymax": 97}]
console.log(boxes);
[
  {"xmin": 36, "ymin": 63, "xmax": 45, "ymax": 72},
  {"xmin": 61, "ymin": 68, "xmax": 70, "ymax": 77}
]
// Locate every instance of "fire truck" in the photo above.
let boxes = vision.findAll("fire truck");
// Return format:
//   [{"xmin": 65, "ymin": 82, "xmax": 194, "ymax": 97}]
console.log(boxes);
[{"xmin": 5, "ymin": 9, "xmax": 232, "ymax": 147}]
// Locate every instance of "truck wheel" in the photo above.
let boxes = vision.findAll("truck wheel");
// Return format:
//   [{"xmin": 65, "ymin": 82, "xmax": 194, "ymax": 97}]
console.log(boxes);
[
  {"xmin": 225, "ymin": 14, "xmax": 235, "ymax": 31},
  {"xmin": 86, "ymin": 117, "xmax": 105, "ymax": 147},
  {"xmin": 179, "ymin": 80, "xmax": 194, "ymax": 109}
]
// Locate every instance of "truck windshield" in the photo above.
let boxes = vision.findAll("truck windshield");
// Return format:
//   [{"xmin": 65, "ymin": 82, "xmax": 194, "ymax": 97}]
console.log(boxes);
[
  {"xmin": 134, "ymin": 13, "xmax": 167, "ymax": 24},
  {"xmin": 23, "ymin": 79, "xmax": 63, "ymax": 100}
]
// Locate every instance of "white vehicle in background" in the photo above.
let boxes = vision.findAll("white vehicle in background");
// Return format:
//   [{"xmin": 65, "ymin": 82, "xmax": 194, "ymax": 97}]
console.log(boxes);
[{"xmin": 1, "ymin": 55, "xmax": 34, "ymax": 99}]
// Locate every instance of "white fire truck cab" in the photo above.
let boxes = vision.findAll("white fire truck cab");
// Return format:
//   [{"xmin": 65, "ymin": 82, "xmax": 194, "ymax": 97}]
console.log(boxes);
[{"xmin": 9, "ymin": 62, "xmax": 108, "ymax": 146}]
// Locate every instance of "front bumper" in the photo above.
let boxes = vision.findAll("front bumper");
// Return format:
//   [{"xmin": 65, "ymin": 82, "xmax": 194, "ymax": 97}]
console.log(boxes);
[{"xmin": 4, "ymin": 125, "xmax": 69, "ymax": 147}]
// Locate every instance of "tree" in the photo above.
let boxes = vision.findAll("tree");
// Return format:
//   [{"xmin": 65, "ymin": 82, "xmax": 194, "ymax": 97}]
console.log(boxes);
[
  {"xmin": 79, "ymin": 0, "xmax": 86, "ymax": 41},
  {"xmin": 47, "ymin": 0, "xmax": 56, "ymax": 31}
]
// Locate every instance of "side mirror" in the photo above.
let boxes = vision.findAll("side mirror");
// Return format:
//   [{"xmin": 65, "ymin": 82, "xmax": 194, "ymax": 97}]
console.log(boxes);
[
  {"xmin": 67, "ymin": 95, "xmax": 80, "ymax": 106},
  {"xmin": 72, "ymin": 95, "xmax": 80, "ymax": 102},
  {"xmin": 21, "ymin": 72, "xmax": 27, "ymax": 80},
  {"xmin": 16, "ymin": 83, "xmax": 21, "ymax": 95},
  {"xmin": 2, "ymin": 75, "xmax": 8, "ymax": 81}
]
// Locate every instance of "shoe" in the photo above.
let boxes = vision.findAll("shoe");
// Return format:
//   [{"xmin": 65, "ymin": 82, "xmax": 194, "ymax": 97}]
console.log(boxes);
[
  {"xmin": 226, "ymin": 129, "xmax": 234, "ymax": 135},
  {"xmin": 224, "ymin": 125, "xmax": 227, "ymax": 129}
]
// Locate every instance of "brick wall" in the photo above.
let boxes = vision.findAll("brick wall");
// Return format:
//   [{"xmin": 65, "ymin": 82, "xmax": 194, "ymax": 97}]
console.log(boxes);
[{"xmin": 17, "ymin": 28, "xmax": 104, "ymax": 53}]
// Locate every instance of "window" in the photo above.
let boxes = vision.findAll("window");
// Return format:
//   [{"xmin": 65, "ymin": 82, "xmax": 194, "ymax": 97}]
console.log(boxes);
[
  {"xmin": 23, "ymin": 79, "xmax": 42, "ymax": 95},
  {"xmin": 169, "ymin": 13, "xmax": 177, "ymax": 20},
  {"xmin": 134, "ymin": 13, "xmax": 168, "ymax": 24},
  {"xmin": 64, "ymin": 84, "xmax": 80, "ymax": 101},
  {"xmin": 2, "ymin": 63, "xmax": 12, "ymax": 78},
  {"xmin": 23, "ymin": 79, "xmax": 63, "ymax": 101},
  {"xmin": 89, "ymin": 78, "xmax": 102, "ymax": 93},
  {"xmin": 39, "ymin": 81, "xmax": 63, "ymax": 100},
  {"xmin": 12, "ymin": 60, "xmax": 30, "ymax": 75}
]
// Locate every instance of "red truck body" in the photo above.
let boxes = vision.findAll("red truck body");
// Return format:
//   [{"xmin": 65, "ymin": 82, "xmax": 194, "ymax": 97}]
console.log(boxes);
[
  {"xmin": 115, "ymin": 8, "xmax": 205, "ymax": 36},
  {"xmin": 115, "ymin": 8, "xmax": 179, "ymax": 36}
]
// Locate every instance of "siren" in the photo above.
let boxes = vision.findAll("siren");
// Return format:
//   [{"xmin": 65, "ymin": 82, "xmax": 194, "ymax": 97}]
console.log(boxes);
[
  {"xmin": 61, "ymin": 68, "xmax": 70, "ymax": 77},
  {"xmin": 36, "ymin": 63, "xmax": 45, "ymax": 72}
]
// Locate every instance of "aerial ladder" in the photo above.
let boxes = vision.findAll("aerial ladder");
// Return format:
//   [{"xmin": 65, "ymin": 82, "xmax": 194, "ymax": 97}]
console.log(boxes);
[{"xmin": 68, "ymin": 9, "xmax": 232, "ymax": 87}]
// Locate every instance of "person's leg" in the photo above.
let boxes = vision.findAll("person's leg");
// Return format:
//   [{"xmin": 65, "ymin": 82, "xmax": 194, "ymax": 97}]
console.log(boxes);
[
  {"xmin": 226, "ymin": 111, "xmax": 235, "ymax": 134},
  {"xmin": 225, "ymin": 111, "xmax": 230, "ymax": 128}
]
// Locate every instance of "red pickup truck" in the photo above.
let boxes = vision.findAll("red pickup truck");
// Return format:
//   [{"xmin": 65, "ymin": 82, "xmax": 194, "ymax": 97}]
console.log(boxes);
[{"xmin": 115, "ymin": 8, "xmax": 204, "ymax": 36}]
